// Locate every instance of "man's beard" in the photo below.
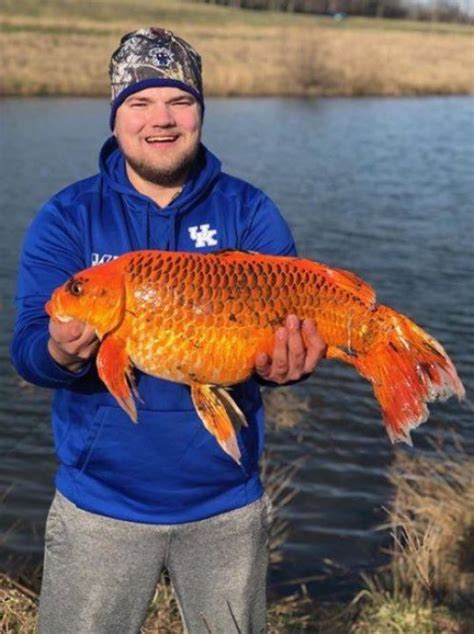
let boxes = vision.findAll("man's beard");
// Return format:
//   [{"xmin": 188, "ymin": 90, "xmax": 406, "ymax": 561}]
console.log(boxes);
[{"xmin": 118, "ymin": 138, "xmax": 200, "ymax": 187}]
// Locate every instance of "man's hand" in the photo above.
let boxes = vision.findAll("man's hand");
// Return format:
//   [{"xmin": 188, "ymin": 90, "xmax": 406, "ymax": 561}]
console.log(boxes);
[
  {"xmin": 255, "ymin": 315, "xmax": 327, "ymax": 384},
  {"xmin": 48, "ymin": 319, "xmax": 100, "ymax": 373}
]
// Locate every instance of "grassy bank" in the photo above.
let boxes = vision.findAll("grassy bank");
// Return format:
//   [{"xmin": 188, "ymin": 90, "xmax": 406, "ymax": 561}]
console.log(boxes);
[
  {"xmin": 2, "ymin": 443, "xmax": 472, "ymax": 632},
  {"xmin": 352, "ymin": 446, "xmax": 474, "ymax": 634},
  {"xmin": 0, "ymin": 0, "xmax": 473, "ymax": 97},
  {"xmin": 1, "ymin": 388, "xmax": 473, "ymax": 632}
]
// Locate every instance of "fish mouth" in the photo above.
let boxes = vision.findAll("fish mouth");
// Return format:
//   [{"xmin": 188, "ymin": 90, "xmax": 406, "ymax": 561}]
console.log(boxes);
[{"xmin": 45, "ymin": 297, "xmax": 73, "ymax": 323}]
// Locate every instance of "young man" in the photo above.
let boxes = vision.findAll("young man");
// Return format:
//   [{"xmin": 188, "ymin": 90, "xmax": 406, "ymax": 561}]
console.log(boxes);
[{"xmin": 11, "ymin": 28, "xmax": 326, "ymax": 633}]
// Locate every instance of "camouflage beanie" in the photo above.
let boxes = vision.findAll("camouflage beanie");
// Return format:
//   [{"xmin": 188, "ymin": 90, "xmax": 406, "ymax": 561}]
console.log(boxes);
[{"xmin": 109, "ymin": 27, "xmax": 204, "ymax": 130}]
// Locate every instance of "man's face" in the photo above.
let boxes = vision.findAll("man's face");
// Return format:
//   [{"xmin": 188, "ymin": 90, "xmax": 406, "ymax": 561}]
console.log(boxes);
[{"xmin": 114, "ymin": 86, "xmax": 202, "ymax": 187}]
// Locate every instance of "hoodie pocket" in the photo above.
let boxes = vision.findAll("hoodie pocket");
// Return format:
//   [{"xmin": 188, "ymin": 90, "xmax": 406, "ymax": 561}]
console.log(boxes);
[
  {"xmin": 76, "ymin": 406, "xmax": 255, "ymax": 507},
  {"xmin": 75, "ymin": 406, "xmax": 107, "ymax": 473}
]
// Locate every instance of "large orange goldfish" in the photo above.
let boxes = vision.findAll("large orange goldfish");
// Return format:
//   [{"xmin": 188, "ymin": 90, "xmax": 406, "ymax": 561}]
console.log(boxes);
[{"xmin": 45, "ymin": 250, "xmax": 465, "ymax": 463}]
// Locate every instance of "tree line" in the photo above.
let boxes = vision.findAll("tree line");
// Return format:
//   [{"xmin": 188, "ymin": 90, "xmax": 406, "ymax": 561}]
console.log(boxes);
[{"xmin": 195, "ymin": 0, "xmax": 473, "ymax": 23}]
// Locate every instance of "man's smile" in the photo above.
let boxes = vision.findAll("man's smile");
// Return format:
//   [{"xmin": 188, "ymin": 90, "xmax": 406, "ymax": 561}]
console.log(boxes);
[{"xmin": 145, "ymin": 134, "xmax": 179, "ymax": 146}]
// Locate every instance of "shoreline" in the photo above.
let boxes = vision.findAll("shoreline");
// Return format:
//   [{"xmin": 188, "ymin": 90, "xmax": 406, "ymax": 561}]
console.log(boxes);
[
  {"xmin": 1, "ymin": 92, "xmax": 474, "ymax": 98},
  {"xmin": 1, "ymin": 7, "xmax": 473, "ymax": 100},
  {"xmin": 1, "ymin": 90, "xmax": 473, "ymax": 100}
]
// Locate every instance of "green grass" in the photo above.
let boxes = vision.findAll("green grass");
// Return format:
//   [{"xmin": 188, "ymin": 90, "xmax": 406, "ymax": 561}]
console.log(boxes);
[{"xmin": 353, "ymin": 587, "xmax": 462, "ymax": 634}]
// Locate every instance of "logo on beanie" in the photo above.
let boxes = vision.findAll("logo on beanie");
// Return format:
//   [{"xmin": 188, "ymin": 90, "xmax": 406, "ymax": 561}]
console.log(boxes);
[{"xmin": 154, "ymin": 47, "xmax": 175, "ymax": 68}]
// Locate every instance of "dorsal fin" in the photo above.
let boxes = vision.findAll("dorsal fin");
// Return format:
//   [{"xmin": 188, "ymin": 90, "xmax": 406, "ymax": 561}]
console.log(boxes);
[
  {"xmin": 325, "ymin": 266, "xmax": 376, "ymax": 307},
  {"xmin": 210, "ymin": 250, "xmax": 376, "ymax": 307},
  {"xmin": 292, "ymin": 259, "xmax": 376, "ymax": 308},
  {"xmin": 211, "ymin": 249, "xmax": 260, "ymax": 257}
]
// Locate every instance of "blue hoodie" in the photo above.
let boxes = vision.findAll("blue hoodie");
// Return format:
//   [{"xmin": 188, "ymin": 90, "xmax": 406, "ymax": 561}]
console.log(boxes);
[{"xmin": 11, "ymin": 138, "xmax": 297, "ymax": 524}]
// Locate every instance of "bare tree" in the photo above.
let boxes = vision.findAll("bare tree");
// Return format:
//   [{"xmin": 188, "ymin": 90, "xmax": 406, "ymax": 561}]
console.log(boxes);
[{"xmin": 196, "ymin": 0, "xmax": 472, "ymax": 21}]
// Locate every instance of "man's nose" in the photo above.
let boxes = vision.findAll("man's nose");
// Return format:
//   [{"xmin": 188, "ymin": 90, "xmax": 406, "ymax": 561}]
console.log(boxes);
[{"xmin": 149, "ymin": 103, "xmax": 175, "ymax": 127}]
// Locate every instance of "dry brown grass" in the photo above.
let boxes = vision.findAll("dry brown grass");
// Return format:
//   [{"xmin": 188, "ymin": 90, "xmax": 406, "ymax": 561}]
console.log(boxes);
[
  {"xmin": 0, "ymin": 573, "xmax": 38, "ymax": 634},
  {"xmin": 352, "ymin": 445, "xmax": 474, "ymax": 633},
  {"xmin": 387, "ymin": 448, "xmax": 474, "ymax": 605},
  {"xmin": 0, "ymin": 2, "xmax": 473, "ymax": 97},
  {"xmin": 140, "ymin": 573, "xmax": 183, "ymax": 633}
]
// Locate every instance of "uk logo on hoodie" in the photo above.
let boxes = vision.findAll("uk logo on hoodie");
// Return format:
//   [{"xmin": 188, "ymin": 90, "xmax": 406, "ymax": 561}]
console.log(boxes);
[{"xmin": 188, "ymin": 224, "xmax": 218, "ymax": 247}]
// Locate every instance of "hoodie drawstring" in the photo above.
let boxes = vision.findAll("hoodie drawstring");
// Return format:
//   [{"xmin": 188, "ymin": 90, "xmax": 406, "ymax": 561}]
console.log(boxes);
[
  {"xmin": 170, "ymin": 212, "xmax": 178, "ymax": 251},
  {"xmin": 145, "ymin": 204, "xmax": 151, "ymax": 250}
]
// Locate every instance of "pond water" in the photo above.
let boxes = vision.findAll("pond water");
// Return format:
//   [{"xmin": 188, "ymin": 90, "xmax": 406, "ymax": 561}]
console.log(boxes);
[{"xmin": 0, "ymin": 96, "xmax": 472, "ymax": 598}]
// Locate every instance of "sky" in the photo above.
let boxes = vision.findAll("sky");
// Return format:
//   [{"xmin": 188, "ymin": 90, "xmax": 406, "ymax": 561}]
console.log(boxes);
[{"xmin": 416, "ymin": 0, "xmax": 474, "ymax": 13}]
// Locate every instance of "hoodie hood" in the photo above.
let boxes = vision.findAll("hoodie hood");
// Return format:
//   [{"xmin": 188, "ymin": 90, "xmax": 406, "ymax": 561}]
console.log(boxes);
[{"xmin": 99, "ymin": 135, "xmax": 221, "ymax": 216}]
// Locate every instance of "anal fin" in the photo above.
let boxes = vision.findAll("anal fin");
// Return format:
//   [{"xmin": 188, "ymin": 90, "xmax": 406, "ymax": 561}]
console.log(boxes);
[
  {"xmin": 97, "ymin": 335, "xmax": 137, "ymax": 422},
  {"xmin": 191, "ymin": 384, "xmax": 247, "ymax": 465},
  {"xmin": 326, "ymin": 345, "xmax": 358, "ymax": 365}
]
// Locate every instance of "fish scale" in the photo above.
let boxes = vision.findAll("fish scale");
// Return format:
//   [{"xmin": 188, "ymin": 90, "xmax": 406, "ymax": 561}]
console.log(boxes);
[
  {"xmin": 123, "ymin": 251, "xmax": 338, "ymax": 385},
  {"xmin": 46, "ymin": 249, "xmax": 465, "ymax": 464}
]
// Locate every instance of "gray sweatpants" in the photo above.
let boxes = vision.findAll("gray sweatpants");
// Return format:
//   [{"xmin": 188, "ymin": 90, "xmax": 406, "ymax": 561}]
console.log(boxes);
[{"xmin": 38, "ymin": 491, "xmax": 272, "ymax": 634}]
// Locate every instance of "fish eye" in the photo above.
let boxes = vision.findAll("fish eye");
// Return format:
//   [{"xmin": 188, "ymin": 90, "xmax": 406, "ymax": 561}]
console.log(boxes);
[{"xmin": 69, "ymin": 280, "xmax": 83, "ymax": 296}]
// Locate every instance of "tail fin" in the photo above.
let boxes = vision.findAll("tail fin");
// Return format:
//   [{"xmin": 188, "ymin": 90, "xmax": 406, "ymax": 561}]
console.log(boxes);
[{"xmin": 355, "ymin": 305, "xmax": 465, "ymax": 443}]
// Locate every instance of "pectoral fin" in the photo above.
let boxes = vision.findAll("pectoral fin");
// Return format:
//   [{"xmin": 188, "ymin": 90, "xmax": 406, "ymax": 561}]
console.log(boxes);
[
  {"xmin": 97, "ymin": 335, "xmax": 138, "ymax": 422},
  {"xmin": 191, "ymin": 384, "xmax": 247, "ymax": 465}
]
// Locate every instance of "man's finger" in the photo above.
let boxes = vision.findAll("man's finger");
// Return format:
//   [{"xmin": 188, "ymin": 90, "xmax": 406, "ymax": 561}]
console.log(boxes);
[
  {"xmin": 267, "ymin": 327, "xmax": 289, "ymax": 382},
  {"xmin": 49, "ymin": 319, "xmax": 85, "ymax": 344},
  {"xmin": 58, "ymin": 335, "xmax": 100, "ymax": 361},
  {"xmin": 66, "ymin": 326, "xmax": 99, "ymax": 357},
  {"xmin": 302, "ymin": 319, "xmax": 327, "ymax": 374},
  {"xmin": 76, "ymin": 324, "xmax": 99, "ymax": 347},
  {"xmin": 255, "ymin": 352, "xmax": 271, "ymax": 378},
  {"xmin": 76, "ymin": 339, "xmax": 101, "ymax": 361},
  {"xmin": 286, "ymin": 315, "xmax": 306, "ymax": 380}
]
